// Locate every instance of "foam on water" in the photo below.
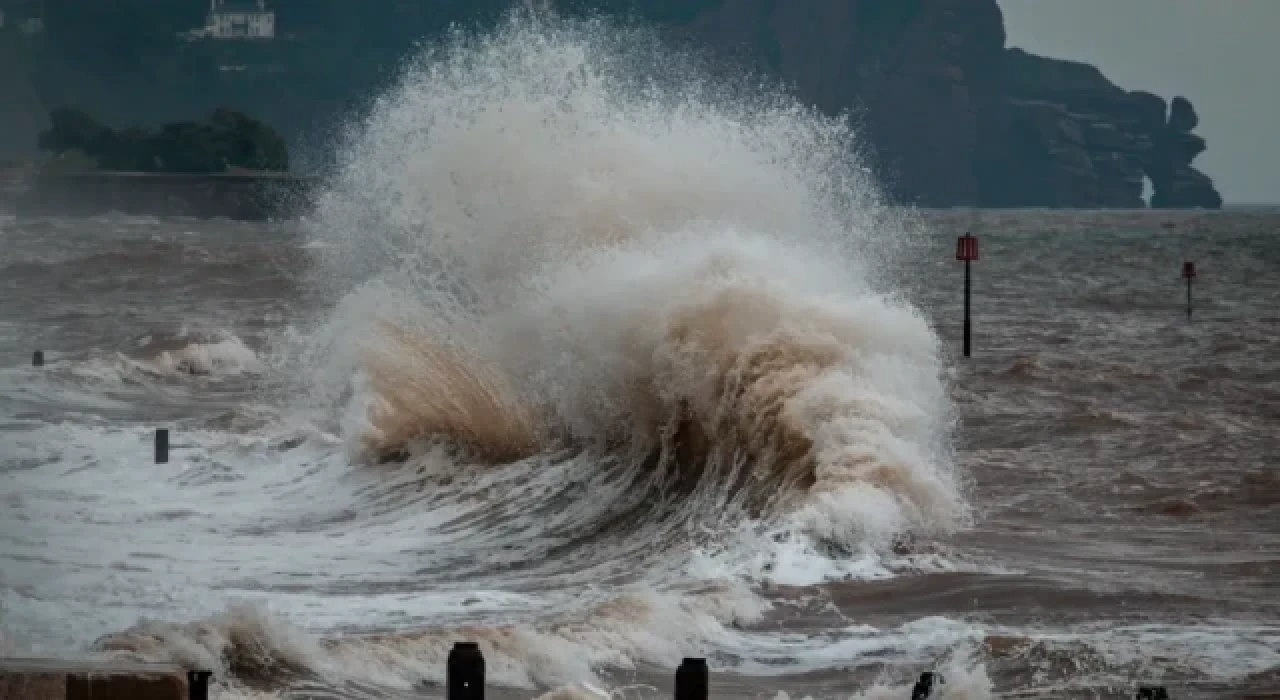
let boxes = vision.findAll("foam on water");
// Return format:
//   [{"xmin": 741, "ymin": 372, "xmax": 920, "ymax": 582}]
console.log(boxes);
[{"xmin": 135, "ymin": 329, "xmax": 264, "ymax": 377}]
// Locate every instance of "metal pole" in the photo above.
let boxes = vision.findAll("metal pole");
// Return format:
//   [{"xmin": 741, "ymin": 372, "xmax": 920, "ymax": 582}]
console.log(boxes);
[{"xmin": 963, "ymin": 259, "xmax": 972, "ymax": 357}]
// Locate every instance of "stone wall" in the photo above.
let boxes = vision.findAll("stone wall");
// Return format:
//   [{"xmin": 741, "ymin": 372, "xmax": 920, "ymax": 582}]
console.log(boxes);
[{"xmin": 0, "ymin": 659, "xmax": 189, "ymax": 700}]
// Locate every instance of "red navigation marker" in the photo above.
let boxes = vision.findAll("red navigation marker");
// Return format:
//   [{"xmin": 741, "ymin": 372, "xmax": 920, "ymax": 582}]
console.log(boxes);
[{"xmin": 956, "ymin": 233, "xmax": 980, "ymax": 262}]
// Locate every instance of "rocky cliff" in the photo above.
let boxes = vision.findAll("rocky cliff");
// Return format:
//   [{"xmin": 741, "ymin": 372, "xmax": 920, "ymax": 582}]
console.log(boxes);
[
  {"xmin": 984, "ymin": 49, "xmax": 1220, "ymax": 208},
  {"xmin": 556, "ymin": 0, "xmax": 1222, "ymax": 209}
]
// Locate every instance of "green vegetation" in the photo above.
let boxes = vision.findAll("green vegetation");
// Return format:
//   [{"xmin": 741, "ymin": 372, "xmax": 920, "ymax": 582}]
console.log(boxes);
[{"xmin": 37, "ymin": 107, "xmax": 289, "ymax": 173}]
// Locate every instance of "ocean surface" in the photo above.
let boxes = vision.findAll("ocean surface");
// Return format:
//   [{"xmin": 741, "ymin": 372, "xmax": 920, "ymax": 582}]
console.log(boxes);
[{"xmin": 2, "ymin": 18, "xmax": 1279, "ymax": 700}]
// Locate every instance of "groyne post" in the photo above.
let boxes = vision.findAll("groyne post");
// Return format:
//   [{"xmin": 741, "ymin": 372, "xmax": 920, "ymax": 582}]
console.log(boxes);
[
  {"xmin": 447, "ymin": 641, "xmax": 485, "ymax": 699},
  {"xmin": 674, "ymin": 658, "xmax": 708, "ymax": 700},
  {"xmin": 33, "ymin": 350, "xmax": 44, "ymax": 366},
  {"xmin": 911, "ymin": 671, "xmax": 942, "ymax": 699},
  {"xmin": 187, "ymin": 670, "xmax": 212, "ymax": 700},
  {"xmin": 155, "ymin": 429, "xmax": 170, "ymax": 464}
]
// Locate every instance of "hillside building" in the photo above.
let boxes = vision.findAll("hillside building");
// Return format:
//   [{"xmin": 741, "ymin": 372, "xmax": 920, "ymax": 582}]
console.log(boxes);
[{"xmin": 202, "ymin": 0, "xmax": 275, "ymax": 40}]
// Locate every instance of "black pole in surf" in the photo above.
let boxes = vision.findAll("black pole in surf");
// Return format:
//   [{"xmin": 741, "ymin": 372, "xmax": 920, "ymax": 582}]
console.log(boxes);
[
  {"xmin": 1182, "ymin": 261, "xmax": 1196, "ymax": 318},
  {"xmin": 155, "ymin": 428, "xmax": 169, "ymax": 464},
  {"xmin": 675, "ymin": 658, "xmax": 709, "ymax": 700},
  {"xmin": 963, "ymin": 259, "xmax": 972, "ymax": 357},
  {"xmin": 447, "ymin": 641, "xmax": 485, "ymax": 700},
  {"xmin": 32, "ymin": 350, "xmax": 44, "ymax": 367},
  {"xmin": 956, "ymin": 234, "xmax": 979, "ymax": 357},
  {"xmin": 187, "ymin": 671, "xmax": 212, "ymax": 700},
  {"xmin": 912, "ymin": 672, "xmax": 943, "ymax": 700}
]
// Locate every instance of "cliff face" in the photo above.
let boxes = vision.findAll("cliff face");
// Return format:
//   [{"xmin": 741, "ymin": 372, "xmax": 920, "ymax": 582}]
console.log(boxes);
[
  {"xmin": 575, "ymin": 0, "xmax": 1006, "ymax": 206},
  {"xmin": 568, "ymin": 0, "xmax": 1221, "ymax": 209}
]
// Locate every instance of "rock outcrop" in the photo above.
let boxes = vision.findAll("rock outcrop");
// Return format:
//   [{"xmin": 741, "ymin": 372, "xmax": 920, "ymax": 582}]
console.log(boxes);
[
  {"xmin": 1168, "ymin": 96, "xmax": 1200, "ymax": 133},
  {"xmin": 980, "ymin": 48, "xmax": 1155, "ymax": 208},
  {"xmin": 982, "ymin": 49, "xmax": 1219, "ymax": 208},
  {"xmin": 1149, "ymin": 96, "xmax": 1222, "ymax": 208}
]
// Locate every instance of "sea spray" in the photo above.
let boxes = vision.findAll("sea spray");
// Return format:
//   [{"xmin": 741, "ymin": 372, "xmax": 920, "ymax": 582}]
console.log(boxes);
[
  {"xmin": 264, "ymin": 9, "xmax": 970, "ymax": 690},
  {"xmin": 294, "ymin": 8, "xmax": 963, "ymax": 550}
]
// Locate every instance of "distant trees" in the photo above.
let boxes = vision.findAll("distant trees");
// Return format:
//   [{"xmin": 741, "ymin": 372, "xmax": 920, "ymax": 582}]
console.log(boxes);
[{"xmin": 37, "ymin": 106, "xmax": 289, "ymax": 173}]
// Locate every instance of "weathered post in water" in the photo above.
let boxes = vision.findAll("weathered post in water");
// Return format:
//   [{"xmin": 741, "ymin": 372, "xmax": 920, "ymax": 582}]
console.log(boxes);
[
  {"xmin": 155, "ymin": 429, "xmax": 169, "ymax": 464},
  {"xmin": 1137, "ymin": 686, "xmax": 1170, "ymax": 700},
  {"xmin": 675, "ymin": 658, "xmax": 708, "ymax": 700},
  {"xmin": 1182, "ymin": 261, "xmax": 1196, "ymax": 317},
  {"xmin": 188, "ymin": 670, "xmax": 213, "ymax": 700},
  {"xmin": 956, "ymin": 233, "xmax": 980, "ymax": 357},
  {"xmin": 447, "ymin": 641, "xmax": 484, "ymax": 700},
  {"xmin": 911, "ymin": 671, "xmax": 943, "ymax": 700},
  {"xmin": 32, "ymin": 351, "xmax": 44, "ymax": 367}
]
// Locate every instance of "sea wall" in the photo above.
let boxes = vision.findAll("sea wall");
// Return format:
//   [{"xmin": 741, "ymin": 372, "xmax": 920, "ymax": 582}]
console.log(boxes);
[{"xmin": 0, "ymin": 659, "xmax": 190, "ymax": 700}]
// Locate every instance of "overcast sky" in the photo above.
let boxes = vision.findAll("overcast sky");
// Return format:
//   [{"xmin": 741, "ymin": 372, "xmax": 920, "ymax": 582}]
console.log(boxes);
[{"xmin": 998, "ymin": 0, "xmax": 1278, "ymax": 204}]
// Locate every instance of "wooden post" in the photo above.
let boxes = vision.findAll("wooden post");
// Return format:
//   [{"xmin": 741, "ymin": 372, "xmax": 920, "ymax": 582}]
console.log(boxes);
[
  {"xmin": 675, "ymin": 658, "xmax": 708, "ymax": 700},
  {"xmin": 155, "ymin": 429, "xmax": 169, "ymax": 464},
  {"xmin": 447, "ymin": 642, "xmax": 484, "ymax": 700}
]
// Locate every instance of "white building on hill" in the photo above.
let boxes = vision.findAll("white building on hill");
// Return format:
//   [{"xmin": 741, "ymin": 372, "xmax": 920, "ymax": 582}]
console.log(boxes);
[{"xmin": 204, "ymin": 0, "xmax": 275, "ymax": 40}]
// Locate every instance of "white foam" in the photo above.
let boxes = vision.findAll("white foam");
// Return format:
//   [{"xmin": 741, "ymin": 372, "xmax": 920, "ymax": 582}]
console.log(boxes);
[
  {"xmin": 138, "ymin": 330, "xmax": 263, "ymax": 377},
  {"xmin": 297, "ymin": 7, "xmax": 962, "ymax": 559}
]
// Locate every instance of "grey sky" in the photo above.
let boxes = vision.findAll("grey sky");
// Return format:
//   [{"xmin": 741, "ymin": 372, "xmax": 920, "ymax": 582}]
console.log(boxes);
[{"xmin": 998, "ymin": 0, "xmax": 1279, "ymax": 204}]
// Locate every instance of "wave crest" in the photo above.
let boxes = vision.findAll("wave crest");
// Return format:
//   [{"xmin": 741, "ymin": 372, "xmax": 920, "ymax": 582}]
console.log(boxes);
[{"xmin": 304, "ymin": 12, "xmax": 962, "ymax": 549}]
